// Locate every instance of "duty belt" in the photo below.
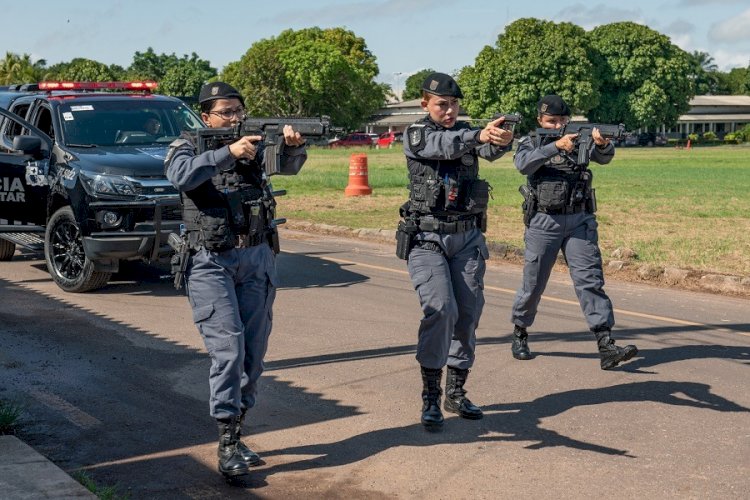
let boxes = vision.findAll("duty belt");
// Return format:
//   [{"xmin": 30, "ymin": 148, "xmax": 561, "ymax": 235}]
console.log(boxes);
[
  {"xmin": 538, "ymin": 204, "xmax": 587, "ymax": 215},
  {"xmin": 419, "ymin": 216, "xmax": 477, "ymax": 234}
]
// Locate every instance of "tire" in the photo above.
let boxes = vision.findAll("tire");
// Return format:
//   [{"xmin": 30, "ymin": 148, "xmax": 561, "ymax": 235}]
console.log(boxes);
[
  {"xmin": 45, "ymin": 206, "xmax": 111, "ymax": 292},
  {"xmin": 0, "ymin": 238, "xmax": 16, "ymax": 261}
]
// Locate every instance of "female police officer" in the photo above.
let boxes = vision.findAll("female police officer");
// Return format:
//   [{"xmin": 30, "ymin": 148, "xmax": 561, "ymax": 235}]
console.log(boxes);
[
  {"xmin": 398, "ymin": 73, "xmax": 513, "ymax": 430},
  {"xmin": 166, "ymin": 82, "xmax": 306, "ymax": 479},
  {"xmin": 509, "ymin": 94, "xmax": 637, "ymax": 370}
]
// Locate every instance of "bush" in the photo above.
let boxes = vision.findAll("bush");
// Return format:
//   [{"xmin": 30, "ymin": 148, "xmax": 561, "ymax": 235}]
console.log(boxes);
[
  {"xmin": 702, "ymin": 131, "xmax": 717, "ymax": 141},
  {"xmin": 723, "ymin": 133, "xmax": 743, "ymax": 145},
  {"xmin": 688, "ymin": 133, "xmax": 699, "ymax": 143},
  {"xmin": 0, "ymin": 399, "xmax": 23, "ymax": 434}
]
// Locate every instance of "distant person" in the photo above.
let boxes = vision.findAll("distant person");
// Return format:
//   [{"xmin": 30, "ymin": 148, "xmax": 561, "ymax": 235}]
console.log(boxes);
[
  {"xmin": 397, "ymin": 72, "xmax": 513, "ymax": 431},
  {"xmin": 165, "ymin": 82, "xmax": 307, "ymax": 481},
  {"xmin": 509, "ymin": 94, "xmax": 638, "ymax": 369},
  {"xmin": 143, "ymin": 115, "xmax": 161, "ymax": 135}
]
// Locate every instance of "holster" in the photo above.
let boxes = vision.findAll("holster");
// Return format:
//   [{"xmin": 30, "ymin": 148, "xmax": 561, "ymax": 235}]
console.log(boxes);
[
  {"xmin": 167, "ymin": 232, "xmax": 190, "ymax": 290},
  {"xmin": 519, "ymin": 184, "xmax": 537, "ymax": 228},
  {"xmin": 396, "ymin": 218, "xmax": 419, "ymax": 260}
]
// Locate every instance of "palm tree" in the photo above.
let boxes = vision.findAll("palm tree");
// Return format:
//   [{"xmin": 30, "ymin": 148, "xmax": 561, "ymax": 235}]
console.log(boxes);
[{"xmin": 0, "ymin": 52, "xmax": 47, "ymax": 85}]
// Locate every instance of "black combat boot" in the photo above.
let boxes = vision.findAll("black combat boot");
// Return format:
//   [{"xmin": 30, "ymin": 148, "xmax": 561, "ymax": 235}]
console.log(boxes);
[
  {"xmin": 595, "ymin": 328, "xmax": 638, "ymax": 370},
  {"xmin": 511, "ymin": 325, "xmax": 533, "ymax": 360},
  {"xmin": 236, "ymin": 410, "xmax": 261, "ymax": 466},
  {"xmin": 444, "ymin": 367, "xmax": 483, "ymax": 420},
  {"xmin": 420, "ymin": 367, "xmax": 444, "ymax": 431},
  {"xmin": 217, "ymin": 417, "xmax": 251, "ymax": 478}
]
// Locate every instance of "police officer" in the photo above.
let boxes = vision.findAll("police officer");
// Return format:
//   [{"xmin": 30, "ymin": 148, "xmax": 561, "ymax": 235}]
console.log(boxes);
[
  {"xmin": 165, "ymin": 82, "xmax": 306, "ymax": 479},
  {"xmin": 510, "ymin": 94, "xmax": 637, "ymax": 369},
  {"xmin": 398, "ymin": 72, "xmax": 513, "ymax": 430}
]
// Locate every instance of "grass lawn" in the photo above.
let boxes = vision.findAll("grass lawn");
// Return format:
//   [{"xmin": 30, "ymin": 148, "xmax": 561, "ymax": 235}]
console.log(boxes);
[{"xmin": 271, "ymin": 144, "xmax": 750, "ymax": 276}]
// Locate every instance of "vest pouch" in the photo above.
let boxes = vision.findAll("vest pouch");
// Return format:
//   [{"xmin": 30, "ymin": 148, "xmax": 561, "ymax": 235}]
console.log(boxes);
[
  {"xmin": 409, "ymin": 178, "xmax": 440, "ymax": 212},
  {"xmin": 464, "ymin": 179, "xmax": 491, "ymax": 213},
  {"xmin": 536, "ymin": 180, "xmax": 569, "ymax": 210},
  {"xmin": 197, "ymin": 208, "xmax": 236, "ymax": 252}
]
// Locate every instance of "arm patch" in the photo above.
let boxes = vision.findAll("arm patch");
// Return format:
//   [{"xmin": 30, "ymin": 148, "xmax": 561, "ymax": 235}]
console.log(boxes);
[{"xmin": 407, "ymin": 124, "xmax": 426, "ymax": 152}]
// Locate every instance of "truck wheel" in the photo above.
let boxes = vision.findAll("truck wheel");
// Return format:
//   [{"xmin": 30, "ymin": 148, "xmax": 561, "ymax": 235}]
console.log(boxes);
[
  {"xmin": 45, "ymin": 206, "xmax": 111, "ymax": 292},
  {"xmin": 0, "ymin": 238, "xmax": 16, "ymax": 261}
]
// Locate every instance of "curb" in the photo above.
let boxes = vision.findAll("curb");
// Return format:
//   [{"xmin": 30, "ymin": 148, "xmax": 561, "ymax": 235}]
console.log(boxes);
[{"xmin": 0, "ymin": 435, "xmax": 96, "ymax": 499}]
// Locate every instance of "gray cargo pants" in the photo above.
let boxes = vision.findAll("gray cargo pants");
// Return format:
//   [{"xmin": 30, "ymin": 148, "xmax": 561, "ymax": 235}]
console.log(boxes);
[
  {"xmin": 186, "ymin": 244, "xmax": 277, "ymax": 420},
  {"xmin": 511, "ymin": 211, "xmax": 614, "ymax": 331},
  {"xmin": 408, "ymin": 228, "xmax": 489, "ymax": 371}
]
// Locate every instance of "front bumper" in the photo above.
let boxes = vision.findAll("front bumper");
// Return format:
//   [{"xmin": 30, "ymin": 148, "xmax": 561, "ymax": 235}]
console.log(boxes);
[{"xmin": 82, "ymin": 198, "xmax": 181, "ymax": 261}]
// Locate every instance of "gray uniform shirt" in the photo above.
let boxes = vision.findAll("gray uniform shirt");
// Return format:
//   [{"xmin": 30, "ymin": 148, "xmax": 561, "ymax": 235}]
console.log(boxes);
[{"xmin": 403, "ymin": 120, "xmax": 509, "ymax": 167}]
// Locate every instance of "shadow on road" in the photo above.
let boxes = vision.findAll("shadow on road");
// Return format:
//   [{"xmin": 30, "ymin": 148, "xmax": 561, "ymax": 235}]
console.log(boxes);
[{"xmin": 256, "ymin": 380, "xmax": 749, "ymax": 476}]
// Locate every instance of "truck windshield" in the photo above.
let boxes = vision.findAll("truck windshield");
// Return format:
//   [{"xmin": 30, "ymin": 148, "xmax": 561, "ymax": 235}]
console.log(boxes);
[{"xmin": 58, "ymin": 99, "xmax": 204, "ymax": 147}]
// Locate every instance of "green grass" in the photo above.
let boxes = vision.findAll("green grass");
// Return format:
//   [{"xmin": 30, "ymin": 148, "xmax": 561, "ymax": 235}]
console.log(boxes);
[
  {"xmin": 72, "ymin": 471, "xmax": 128, "ymax": 500},
  {"xmin": 0, "ymin": 399, "xmax": 23, "ymax": 434},
  {"xmin": 272, "ymin": 144, "xmax": 750, "ymax": 276}
]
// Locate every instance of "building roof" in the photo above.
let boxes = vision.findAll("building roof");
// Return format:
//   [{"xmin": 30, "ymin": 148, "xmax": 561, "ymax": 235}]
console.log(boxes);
[
  {"xmin": 678, "ymin": 114, "xmax": 750, "ymax": 122},
  {"xmin": 689, "ymin": 95, "xmax": 750, "ymax": 106}
]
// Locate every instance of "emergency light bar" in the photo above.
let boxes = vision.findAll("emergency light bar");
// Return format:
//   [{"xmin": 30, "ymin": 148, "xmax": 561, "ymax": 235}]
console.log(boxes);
[{"xmin": 38, "ymin": 81, "xmax": 159, "ymax": 91}]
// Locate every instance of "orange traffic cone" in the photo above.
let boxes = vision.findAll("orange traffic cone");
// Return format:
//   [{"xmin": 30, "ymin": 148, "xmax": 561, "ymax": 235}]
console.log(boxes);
[
  {"xmin": 686, "ymin": 139, "xmax": 691, "ymax": 150},
  {"xmin": 344, "ymin": 153, "xmax": 372, "ymax": 196}
]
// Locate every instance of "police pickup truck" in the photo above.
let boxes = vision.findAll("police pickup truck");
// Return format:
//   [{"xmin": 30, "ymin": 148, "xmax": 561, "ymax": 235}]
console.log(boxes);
[{"xmin": 0, "ymin": 81, "xmax": 204, "ymax": 292}]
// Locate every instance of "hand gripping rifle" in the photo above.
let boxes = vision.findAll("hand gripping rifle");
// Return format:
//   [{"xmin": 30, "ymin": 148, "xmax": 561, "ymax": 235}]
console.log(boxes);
[
  {"xmin": 197, "ymin": 116, "xmax": 332, "ymax": 176},
  {"xmin": 535, "ymin": 123, "xmax": 625, "ymax": 167}
]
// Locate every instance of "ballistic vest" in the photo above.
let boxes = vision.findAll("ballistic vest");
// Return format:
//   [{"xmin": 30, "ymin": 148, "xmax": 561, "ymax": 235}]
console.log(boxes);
[
  {"xmin": 179, "ymin": 135, "xmax": 274, "ymax": 252},
  {"xmin": 406, "ymin": 117, "xmax": 488, "ymax": 217},
  {"xmin": 528, "ymin": 135, "xmax": 591, "ymax": 210}
]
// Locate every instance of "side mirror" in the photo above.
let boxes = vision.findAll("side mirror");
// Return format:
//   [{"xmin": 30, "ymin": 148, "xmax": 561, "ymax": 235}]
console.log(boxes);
[{"xmin": 13, "ymin": 135, "xmax": 43, "ymax": 156}]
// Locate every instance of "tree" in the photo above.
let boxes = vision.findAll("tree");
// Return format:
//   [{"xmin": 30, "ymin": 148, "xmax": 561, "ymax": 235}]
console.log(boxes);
[
  {"xmin": 126, "ymin": 48, "xmax": 216, "ymax": 98},
  {"xmin": 402, "ymin": 69, "xmax": 435, "ymax": 101},
  {"xmin": 458, "ymin": 18, "xmax": 597, "ymax": 132},
  {"xmin": 221, "ymin": 27, "xmax": 386, "ymax": 130},
  {"xmin": 587, "ymin": 22, "xmax": 694, "ymax": 129},
  {"xmin": 0, "ymin": 52, "xmax": 47, "ymax": 85},
  {"xmin": 686, "ymin": 51, "xmax": 720, "ymax": 95},
  {"xmin": 715, "ymin": 65, "xmax": 750, "ymax": 95},
  {"xmin": 46, "ymin": 58, "xmax": 123, "ymax": 81}
]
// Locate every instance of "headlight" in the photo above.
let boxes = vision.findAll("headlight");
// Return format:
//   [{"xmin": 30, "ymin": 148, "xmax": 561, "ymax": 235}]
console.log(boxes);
[{"xmin": 80, "ymin": 171, "xmax": 139, "ymax": 197}]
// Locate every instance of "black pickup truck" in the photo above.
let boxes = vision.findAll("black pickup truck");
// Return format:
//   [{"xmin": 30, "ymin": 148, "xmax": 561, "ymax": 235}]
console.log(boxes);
[{"xmin": 0, "ymin": 81, "xmax": 203, "ymax": 292}]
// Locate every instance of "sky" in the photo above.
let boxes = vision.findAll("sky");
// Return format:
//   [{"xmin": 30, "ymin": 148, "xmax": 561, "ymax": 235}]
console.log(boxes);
[{"xmin": 1, "ymin": 0, "xmax": 748, "ymax": 91}]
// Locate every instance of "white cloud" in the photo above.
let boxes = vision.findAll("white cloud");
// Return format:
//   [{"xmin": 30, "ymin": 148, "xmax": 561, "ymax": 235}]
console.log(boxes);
[
  {"xmin": 552, "ymin": 3, "xmax": 646, "ymax": 30},
  {"xmin": 678, "ymin": 0, "xmax": 744, "ymax": 6},
  {"xmin": 712, "ymin": 49, "xmax": 750, "ymax": 71},
  {"xmin": 708, "ymin": 8, "xmax": 750, "ymax": 43}
]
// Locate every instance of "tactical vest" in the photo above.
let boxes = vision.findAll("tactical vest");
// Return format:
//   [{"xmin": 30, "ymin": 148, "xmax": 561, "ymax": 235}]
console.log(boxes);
[
  {"xmin": 181, "ymin": 155, "xmax": 274, "ymax": 253},
  {"xmin": 525, "ymin": 134, "xmax": 593, "ymax": 211},
  {"xmin": 406, "ymin": 117, "xmax": 490, "ymax": 217}
]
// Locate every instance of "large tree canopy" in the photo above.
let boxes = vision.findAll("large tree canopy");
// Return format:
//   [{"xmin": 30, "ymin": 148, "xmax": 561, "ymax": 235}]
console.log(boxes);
[
  {"xmin": 126, "ymin": 48, "xmax": 216, "ymax": 99},
  {"xmin": 221, "ymin": 27, "xmax": 386, "ymax": 130},
  {"xmin": 458, "ymin": 18, "xmax": 597, "ymax": 132},
  {"xmin": 587, "ymin": 22, "xmax": 693, "ymax": 129},
  {"xmin": 46, "ymin": 58, "xmax": 123, "ymax": 82}
]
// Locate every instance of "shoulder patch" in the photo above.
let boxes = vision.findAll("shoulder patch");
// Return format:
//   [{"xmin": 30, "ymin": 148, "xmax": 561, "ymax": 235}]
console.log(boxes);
[{"xmin": 407, "ymin": 124, "xmax": 426, "ymax": 150}]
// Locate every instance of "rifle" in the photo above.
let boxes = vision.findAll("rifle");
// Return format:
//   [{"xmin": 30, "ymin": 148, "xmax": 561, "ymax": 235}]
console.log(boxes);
[
  {"xmin": 535, "ymin": 123, "xmax": 625, "ymax": 167},
  {"xmin": 196, "ymin": 116, "xmax": 332, "ymax": 176}
]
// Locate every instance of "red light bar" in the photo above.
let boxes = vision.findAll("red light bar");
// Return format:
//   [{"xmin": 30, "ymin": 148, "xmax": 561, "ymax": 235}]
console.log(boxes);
[{"xmin": 38, "ymin": 81, "xmax": 158, "ymax": 91}]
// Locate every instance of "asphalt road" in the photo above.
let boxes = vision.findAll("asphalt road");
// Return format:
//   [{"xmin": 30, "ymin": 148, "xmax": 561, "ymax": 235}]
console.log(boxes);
[{"xmin": 1, "ymin": 229, "xmax": 748, "ymax": 499}]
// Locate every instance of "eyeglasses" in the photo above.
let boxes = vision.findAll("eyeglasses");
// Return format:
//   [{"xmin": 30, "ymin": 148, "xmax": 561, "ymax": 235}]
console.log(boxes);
[{"xmin": 209, "ymin": 107, "xmax": 246, "ymax": 120}]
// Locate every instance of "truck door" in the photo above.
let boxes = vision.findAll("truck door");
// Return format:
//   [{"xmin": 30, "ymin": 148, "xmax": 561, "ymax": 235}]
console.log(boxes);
[{"xmin": 0, "ymin": 107, "xmax": 52, "ymax": 225}]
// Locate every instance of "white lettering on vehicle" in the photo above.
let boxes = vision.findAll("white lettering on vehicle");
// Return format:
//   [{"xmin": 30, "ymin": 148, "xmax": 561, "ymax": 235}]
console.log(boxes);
[{"xmin": 0, "ymin": 177, "xmax": 26, "ymax": 202}]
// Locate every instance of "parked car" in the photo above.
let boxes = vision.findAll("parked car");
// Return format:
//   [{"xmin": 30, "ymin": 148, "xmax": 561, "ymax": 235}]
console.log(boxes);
[
  {"xmin": 366, "ymin": 133, "xmax": 379, "ymax": 145},
  {"xmin": 329, "ymin": 133, "xmax": 373, "ymax": 148},
  {"xmin": 637, "ymin": 132, "xmax": 667, "ymax": 147},
  {"xmin": 377, "ymin": 131, "xmax": 403, "ymax": 149}
]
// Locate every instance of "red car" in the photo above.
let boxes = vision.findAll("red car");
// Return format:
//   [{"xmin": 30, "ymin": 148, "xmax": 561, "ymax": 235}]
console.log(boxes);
[
  {"xmin": 329, "ymin": 133, "xmax": 373, "ymax": 148},
  {"xmin": 377, "ymin": 131, "xmax": 403, "ymax": 149}
]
